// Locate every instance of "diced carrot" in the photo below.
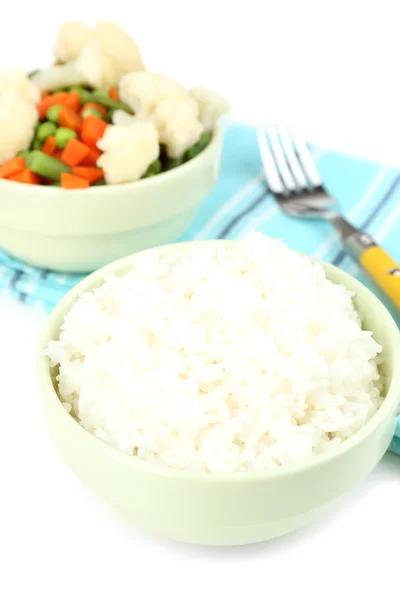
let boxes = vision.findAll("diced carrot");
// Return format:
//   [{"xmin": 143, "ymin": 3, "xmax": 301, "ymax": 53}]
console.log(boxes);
[
  {"xmin": 72, "ymin": 166, "xmax": 104, "ymax": 183},
  {"xmin": 81, "ymin": 102, "xmax": 107, "ymax": 118},
  {"xmin": 37, "ymin": 92, "xmax": 69, "ymax": 120},
  {"xmin": 64, "ymin": 91, "xmax": 81, "ymax": 112},
  {"xmin": 0, "ymin": 156, "xmax": 26, "ymax": 178},
  {"xmin": 80, "ymin": 115, "xmax": 108, "ymax": 146},
  {"xmin": 61, "ymin": 172, "xmax": 89, "ymax": 189},
  {"xmin": 58, "ymin": 106, "xmax": 82, "ymax": 133},
  {"xmin": 8, "ymin": 169, "xmax": 40, "ymax": 185},
  {"xmin": 80, "ymin": 146, "xmax": 102, "ymax": 167},
  {"xmin": 109, "ymin": 87, "xmax": 120, "ymax": 101},
  {"xmin": 61, "ymin": 139, "xmax": 90, "ymax": 166},
  {"xmin": 41, "ymin": 91, "xmax": 48, "ymax": 100},
  {"xmin": 41, "ymin": 135, "xmax": 57, "ymax": 156}
]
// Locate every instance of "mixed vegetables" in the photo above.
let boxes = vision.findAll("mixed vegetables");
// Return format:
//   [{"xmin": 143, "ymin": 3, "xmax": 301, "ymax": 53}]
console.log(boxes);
[{"xmin": 0, "ymin": 21, "xmax": 230, "ymax": 189}]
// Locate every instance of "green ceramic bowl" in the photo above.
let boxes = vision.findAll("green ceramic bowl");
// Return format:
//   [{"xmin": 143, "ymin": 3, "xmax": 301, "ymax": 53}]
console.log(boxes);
[
  {"xmin": 0, "ymin": 127, "xmax": 222, "ymax": 273},
  {"xmin": 37, "ymin": 241, "xmax": 400, "ymax": 546}
]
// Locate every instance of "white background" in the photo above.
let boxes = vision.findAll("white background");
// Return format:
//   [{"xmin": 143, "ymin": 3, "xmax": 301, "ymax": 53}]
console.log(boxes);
[{"xmin": 1, "ymin": 2, "xmax": 399, "ymax": 599}]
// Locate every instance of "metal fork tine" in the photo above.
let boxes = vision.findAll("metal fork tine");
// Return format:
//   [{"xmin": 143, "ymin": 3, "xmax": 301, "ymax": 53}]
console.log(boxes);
[
  {"xmin": 291, "ymin": 133, "xmax": 322, "ymax": 187},
  {"xmin": 280, "ymin": 130, "xmax": 308, "ymax": 190},
  {"xmin": 257, "ymin": 127, "xmax": 337, "ymax": 221},
  {"xmin": 268, "ymin": 129, "xmax": 297, "ymax": 192},
  {"xmin": 257, "ymin": 129, "xmax": 285, "ymax": 194}
]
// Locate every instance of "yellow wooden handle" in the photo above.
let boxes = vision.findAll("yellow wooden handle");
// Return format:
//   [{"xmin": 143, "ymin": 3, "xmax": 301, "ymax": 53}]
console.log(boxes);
[{"xmin": 360, "ymin": 246, "xmax": 400, "ymax": 310}]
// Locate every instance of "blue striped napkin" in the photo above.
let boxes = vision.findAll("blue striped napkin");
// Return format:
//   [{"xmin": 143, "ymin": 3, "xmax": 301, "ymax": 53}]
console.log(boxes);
[{"xmin": 0, "ymin": 120, "xmax": 399, "ymax": 453}]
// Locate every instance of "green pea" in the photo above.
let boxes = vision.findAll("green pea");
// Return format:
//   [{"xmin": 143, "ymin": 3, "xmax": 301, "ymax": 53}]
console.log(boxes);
[
  {"xmin": 50, "ymin": 181, "xmax": 61, "ymax": 187},
  {"xmin": 36, "ymin": 121, "xmax": 57, "ymax": 142},
  {"xmin": 54, "ymin": 127, "xmax": 78, "ymax": 149},
  {"xmin": 32, "ymin": 139, "xmax": 42, "ymax": 150},
  {"xmin": 81, "ymin": 107, "xmax": 103, "ymax": 120},
  {"xmin": 91, "ymin": 178, "xmax": 106, "ymax": 186},
  {"xmin": 46, "ymin": 104, "xmax": 63, "ymax": 124}
]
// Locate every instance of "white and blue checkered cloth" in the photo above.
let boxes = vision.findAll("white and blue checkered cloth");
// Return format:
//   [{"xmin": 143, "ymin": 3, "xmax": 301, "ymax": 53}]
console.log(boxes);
[{"xmin": 0, "ymin": 121, "xmax": 399, "ymax": 453}]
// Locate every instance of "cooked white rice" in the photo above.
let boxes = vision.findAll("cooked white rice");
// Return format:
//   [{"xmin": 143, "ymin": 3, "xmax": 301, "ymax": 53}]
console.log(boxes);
[{"xmin": 46, "ymin": 232, "xmax": 383, "ymax": 473}]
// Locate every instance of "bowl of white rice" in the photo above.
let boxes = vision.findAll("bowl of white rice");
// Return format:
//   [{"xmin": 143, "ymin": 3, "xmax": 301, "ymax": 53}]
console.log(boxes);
[{"xmin": 37, "ymin": 233, "xmax": 400, "ymax": 546}]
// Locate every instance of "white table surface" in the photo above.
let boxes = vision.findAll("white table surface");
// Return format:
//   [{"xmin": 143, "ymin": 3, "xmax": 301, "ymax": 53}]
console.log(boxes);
[{"xmin": 1, "ymin": 2, "xmax": 399, "ymax": 598}]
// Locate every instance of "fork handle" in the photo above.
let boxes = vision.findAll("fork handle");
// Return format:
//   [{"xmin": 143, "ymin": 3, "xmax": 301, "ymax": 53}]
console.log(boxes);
[{"xmin": 342, "ymin": 229, "xmax": 400, "ymax": 310}]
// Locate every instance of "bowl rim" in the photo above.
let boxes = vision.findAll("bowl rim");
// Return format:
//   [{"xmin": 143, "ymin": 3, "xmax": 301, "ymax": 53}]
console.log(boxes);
[
  {"xmin": 37, "ymin": 240, "xmax": 400, "ymax": 482},
  {"xmin": 0, "ymin": 124, "xmax": 222, "ymax": 196}
]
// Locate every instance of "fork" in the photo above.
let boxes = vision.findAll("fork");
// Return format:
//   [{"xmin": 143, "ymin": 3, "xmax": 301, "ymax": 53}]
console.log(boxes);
[{"xmin": 257, "ymin": 128, "xmax": 400, "ymax": 310}]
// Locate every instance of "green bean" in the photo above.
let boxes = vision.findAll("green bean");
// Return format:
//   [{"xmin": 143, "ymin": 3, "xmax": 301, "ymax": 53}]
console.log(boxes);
[
  {"xmin": 107, "ymin": 108, "xmax": 115, "ymax": 122},
  {"xmin": 32, "ymin": 139, "xmax": 42, "ymax": 150},
  {"xmin": 92, "ymin": 89, "xmax": 108, "ymax": 98},
  {"xmin": 27, "ymin": 151, "xmax": 71, "ymax": 181},
  {"xmin": 27, "ymin": 69, "xmax": 39, "ymax": 79},
  {"xmin": 143, "ymin": 159, "xmax": 162, "ymax": 177},
  {"xmin": 81, "ymin": 107, "xmax": 103, "ymax": 120},
  {"xmin": 185, "ymin": 146, "xmax": 201, "ymax": 160},
  {"xmin": 50, "ymin": 181, "xmax": 61, "ymax": 187},
  {"xmin": 36, "ymin": 121, "xmax": 57, "ymax": 142},
  {"xmin": 164, "ymin": 156, "xmax": 184, "ymax": 170},
  {"xmin": 152, "ymin": 159, "xmax": 162, "ymax": 174},
  {"xmin": 163, "ymin": 132, "xmax": 212, "ymax": 167},
  {"xmin": 92, "ymin": 89, "xmax": 131, "ymax": 113},
  {"xmin": 185, "ymin": 131, "xmax": 213, "ymax": 161},
  {"xmin": 54, "ymin": 127, "xmax": 78, "ymax": 149},
  {"xmin": 17, "ymin": 150, "xmax": 31, "ymax": 160},
  {"xmin": 91, "ymin": 178, "xmax": 106, "ymax": 186},
  {"xmin": 199, "ymin": 131, "xmax": 212, "ymax": 148},
  {"xmin": 69, "ymin": 86, "xmax": 94, "ymax": 104}
]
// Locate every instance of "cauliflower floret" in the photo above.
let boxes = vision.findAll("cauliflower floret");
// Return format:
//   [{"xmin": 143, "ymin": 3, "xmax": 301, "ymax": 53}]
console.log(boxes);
[
  {"xmin": 97, "ymin": 120, "xmax": 159, "ymax": 184},
  {"xmin": 0, "ymin": 89, "xmax": 38, "ymax": 164},
  {"xmin": 190, "ymin": 87, "xmax": 231, "ymax": 130},
  {"xmin": 119, "ymin": 72, "xmax": 203, "ymax": 157},
  {"xmin": 119, "ymin": 72, "xmax": 193, "ymax": 117},
  {"xmin": 153, "ymin": 99, "xmax": 203, "ymax": 158},
  {"xmin": 85, "ymin": 22, "xmax": 144, "ymax": 88},
  {"xmin": 34, "ymin": 21, "xmax": 144, "ymax": 91},
  {"xmin": 112, "ymin": 109, "xmax": 136, "ymax": 127},
  {"xmin": 0, "ymin": 69, "xmax": 40, "ymax": 105},
  {"xmin": 53, "ymin": 21, "xmax": 93, "ymax": 63}
]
